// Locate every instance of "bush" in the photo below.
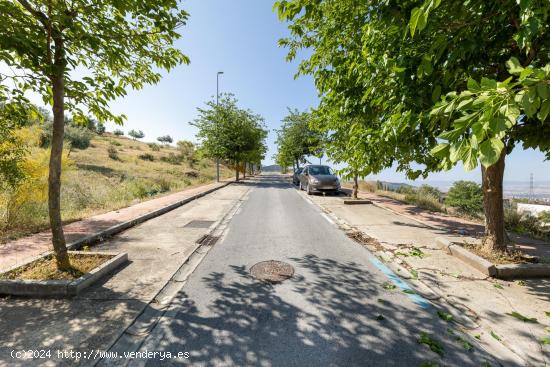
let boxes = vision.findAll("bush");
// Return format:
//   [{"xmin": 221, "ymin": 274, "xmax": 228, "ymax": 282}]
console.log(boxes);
[
  {"xmin": 138, "ymin": 153, "xmax": 155, "ymax": 161},
  {"xmin": 110, "ymin": 140, "xmax": 121, "ymax": 146},
  {"xmin": 148, "ymin": 143, "xmax": 161, "ymax": 151},
  {"xmin": 539, "ymin": 211, "xmax": 550, "ymax": 223},
  {"xmin": 95, "ymin": 123, "xmax": 106, "ymax": 135},
  {"xmin": 107, "ymin": 146, "xmax": 119, "ymax": 160},
  {"xmin": 402, "ymin": 185, "xmax": 445, "ymax": 212},
  {"xmin": 505, "ymin": 209, "xmax": 550, "ymax": 240},
  {"xmin": 160, "ymin": 153, "xmax": 181, "ymax": 165},
  {"xmin": 445, "ymin": 180, "xmax": 483, "ymax": 217},
  {"xmin": 113, "ymin": 129, "xmax": 124, "ymax": 136},
  {"xmin": 40, "ymin": 122, "xmax": 92, "ymax": 150}
]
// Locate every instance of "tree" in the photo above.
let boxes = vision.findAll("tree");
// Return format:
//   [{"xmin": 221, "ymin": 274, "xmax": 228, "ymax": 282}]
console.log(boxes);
[
  {"xmin": 177, "ymin": 140, "xmax": 196, "ymax": 166},
  {"xmin": 446, "ymin": 181, "xmax": 483, "ymax": 217},
  {"xmin": 157, "ymin": 135, "xmax": 173, "ymax": 145},
  {"xmin": 192, "ymin": 94, "xmax": 267, "ymax": 181},
  {"xmin": 275, "ymin": 109, "xmax": 324, "ymax": 170},
  {"xmin": 275, "ymin": 0, "xmax": 549, "ymax": 253},
  {"xmin": 113, "ymin": 129, "xmax": 124, "ymax": 136},
  {"xmin": 0, "ymin": 1, "xmax": 189, "ymax": 270},
  {"xmin": 128, "ymin": 129, "xmax": 145, "ymax": 141}
]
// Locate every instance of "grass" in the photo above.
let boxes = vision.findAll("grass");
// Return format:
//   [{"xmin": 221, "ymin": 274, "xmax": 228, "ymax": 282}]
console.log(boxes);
[
  {"xmin": 460, "ymin": 242, "xmax": 535, "ymax": 264},
  {"xmin": 0, "ymin": 132, "xmax": 233, "ymax": 243},
  {"xmin": 0, "ymin": 253, "xmax": 112, "ymax": 280}
]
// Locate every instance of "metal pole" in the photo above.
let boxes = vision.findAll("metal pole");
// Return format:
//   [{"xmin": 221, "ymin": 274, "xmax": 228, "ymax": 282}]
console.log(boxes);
[{"xmin": 216, "ymin": 71, "xmax": 223, "ymax": 182}]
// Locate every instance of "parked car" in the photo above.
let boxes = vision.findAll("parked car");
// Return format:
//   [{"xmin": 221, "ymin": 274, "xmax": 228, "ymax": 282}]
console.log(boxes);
[
  {"xmin": 298, "ymin": 165, "xmax": 340, "ymax": 195},
  {"xmin": 292, "ymin": 167, "xmax": 303, "ymax": 185}
]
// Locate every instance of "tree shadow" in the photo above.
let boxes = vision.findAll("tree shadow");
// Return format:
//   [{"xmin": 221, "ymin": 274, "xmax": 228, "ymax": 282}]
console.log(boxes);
[{"xmin": 140, "ymin": 255, "xmax": 502, "ymax": 366}]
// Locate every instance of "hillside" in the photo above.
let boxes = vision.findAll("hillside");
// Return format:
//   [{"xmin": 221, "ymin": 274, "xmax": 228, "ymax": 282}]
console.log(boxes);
[{"xmin": 0, "ymin": 130, "xmax": 232, "ymax": 243}]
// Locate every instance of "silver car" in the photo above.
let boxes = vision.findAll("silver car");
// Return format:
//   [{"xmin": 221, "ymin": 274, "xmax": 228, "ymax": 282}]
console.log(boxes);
[{"xmin": 299, "ymin": 165, "xmax": 340, "ymax": 195}]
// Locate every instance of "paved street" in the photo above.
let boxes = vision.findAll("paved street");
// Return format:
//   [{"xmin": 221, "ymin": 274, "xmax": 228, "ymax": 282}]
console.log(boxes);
[{"xmin": 133, "ymin": 174, "xmax": 502, "ymax": 367}]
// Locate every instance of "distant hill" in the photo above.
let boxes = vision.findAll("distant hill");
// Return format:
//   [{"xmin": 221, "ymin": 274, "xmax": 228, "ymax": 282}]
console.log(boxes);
[{"xmin": 261, "ymin": 164, "xmax": 282, "ymax": 172}]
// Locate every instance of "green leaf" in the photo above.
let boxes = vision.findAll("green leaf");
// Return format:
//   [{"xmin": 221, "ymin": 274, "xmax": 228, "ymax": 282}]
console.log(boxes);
[
  {"xmin": 410, "ymin": 269, "xmax": 419, "ymax": 279},
  {"xmin": 431, "ymin": 143, "xmax": 450, "ymax": 157},
  {"xmin": 505, "ymin": 57, "xmax": 523, "ymax": 75},
  {"xmin": 383, "ymin": 282, "xmax": 397, "ymax": 290},
  {"xmin": 437, "ymin": 310, "xmax": 454, "ymax": 321},
  {"xmin": 467, "ymin": 78, "xmax": 481, "ymax": 92},
  {"xmin": 409, "ymin": 7, "xmax": 422, "ymax": 37},
  {"xmin": 481, "ymin": 77, "xmax": 497, "ymax": 90},
  {"xmin": 418, "ymin": 332, "xmax": 445, "ymax": 357},
  {"xmin": 403, "ymin": 289, "xmax": 416, "ymax": 294},
  {"xmin": 541, "ymin": 338, "xmax": 550, "ymax": 345},
  {"xmin": 432, "ymin": 85, "xmax": 442, "ymax": 102},
  {"xmin": 490, "ymin": 331, "xmax": 501, "ymax": 341},
  {"xmin": 506, "ymin": 311, "xmax": 537, "ymax": 323},
  {"xmin": 537, "ymin": 83, "xmax": 549, "ymax": 99},
  {"xmin": 479, "ymin": 138, "xmax": 504, "ymax": 167},
  {"xmin": 538, "ymin": 99, "xmax": 550, "ymax": 121},
  {"xmin": 493, "ymin": 283, "xmax": 504, "ymax": 289}
]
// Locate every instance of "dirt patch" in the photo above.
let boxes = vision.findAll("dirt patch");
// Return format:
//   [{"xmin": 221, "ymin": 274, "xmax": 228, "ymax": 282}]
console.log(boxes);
[
  {"xmin": 460, "ymin": 242, "xmax": 538, "ymax": 265},
  {"xmin": 1, "ymin": 253, "xmax": 113, "ymax": 281},
  {"xmin": 346, "ymin": 230, "xmax": 384, "ymax": 251}
]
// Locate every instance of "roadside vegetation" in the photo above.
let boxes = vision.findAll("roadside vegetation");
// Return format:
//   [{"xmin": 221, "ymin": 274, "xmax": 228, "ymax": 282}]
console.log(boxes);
[
  {"xmin": 275, "ymin": 0, "xmax": 550, "ymax": 255},
  {"xmin": 0, "ymin": 118, "xmax": 231, "ymax": 243}
]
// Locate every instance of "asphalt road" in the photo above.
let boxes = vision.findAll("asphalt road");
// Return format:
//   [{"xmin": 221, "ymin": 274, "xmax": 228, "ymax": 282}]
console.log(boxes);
[{"xmin": 133, "ymin": 174, "xmax": 499, "ymax": 367}]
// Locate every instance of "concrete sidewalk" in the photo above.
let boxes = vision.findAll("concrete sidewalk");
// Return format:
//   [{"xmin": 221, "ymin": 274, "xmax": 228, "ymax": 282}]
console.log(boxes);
[
  {"xmin": 0, "ymin": 180, "xmax": 232, "ymax": 272},
  {"xmin": 306, "ymin": 191, "xmax": 549, "ymax": 366},
  {"xmin": 0, "ymin": 183, "xmax": 250, "ymax": 367}
]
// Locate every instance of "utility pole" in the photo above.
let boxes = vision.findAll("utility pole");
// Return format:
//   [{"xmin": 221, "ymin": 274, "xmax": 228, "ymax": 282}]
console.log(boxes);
[
  {"xmin": 216, "ymin": 71, "xmax": 223, "ymax": 182},
  {"xmin": 529, "ymin": 173, "xmax": 534, "ymax": 203}
]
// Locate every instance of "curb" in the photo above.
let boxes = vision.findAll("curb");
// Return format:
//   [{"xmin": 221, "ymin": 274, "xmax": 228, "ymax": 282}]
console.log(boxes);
[
  {"xmin": 435, "ymin": 237, "xmax": 550, "ymax": 279},
  {"xmin": 0, "ymin": 251, "xmax": 128, "ymax": 297},
  {"xmin": 343, "ymin": 199, "xmax": 373, "ymax": 205},
  {"xmin": 0, "ymin": 181, "xmax": 233, "ymax": 274}
]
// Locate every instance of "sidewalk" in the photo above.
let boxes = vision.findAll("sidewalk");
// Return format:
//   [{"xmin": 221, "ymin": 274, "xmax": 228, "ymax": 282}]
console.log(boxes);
[
  {"xmin": 348, "ymin": 189, "xmax": 549, "ymax": 260},
  {"xmin": 0, "ymin": 180, "xmax": 232, "ymax": 272},
  {"xmin": 0, "ymin": 182, "xmax": 249, "ymax": 367},
  {"xmin": 306, "ymin": 191, "xmax": 549, "ymax": 366}
]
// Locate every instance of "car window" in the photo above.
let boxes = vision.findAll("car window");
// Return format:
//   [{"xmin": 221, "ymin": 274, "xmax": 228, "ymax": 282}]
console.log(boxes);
[{"xmin": 308, "ymin": 166, "xmax": 332, "ymax": 175}]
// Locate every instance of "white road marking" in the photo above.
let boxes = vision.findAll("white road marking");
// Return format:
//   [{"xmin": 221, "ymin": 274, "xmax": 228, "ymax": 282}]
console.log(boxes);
[{"xmin": 321, "ymin": 212, "xmax": 336, "ymax": 225}]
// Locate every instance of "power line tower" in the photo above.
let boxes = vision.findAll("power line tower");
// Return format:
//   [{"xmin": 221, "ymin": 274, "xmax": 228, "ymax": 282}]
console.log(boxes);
[{"xmin": 529, "ymin": 173, "xmax": 534, "ymax": 202}]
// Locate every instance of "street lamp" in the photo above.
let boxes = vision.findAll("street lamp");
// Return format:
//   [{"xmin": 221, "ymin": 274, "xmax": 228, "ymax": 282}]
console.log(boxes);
[{"xmin": 216, "ymin": 71, "xmax": 223, "ymax": 182}]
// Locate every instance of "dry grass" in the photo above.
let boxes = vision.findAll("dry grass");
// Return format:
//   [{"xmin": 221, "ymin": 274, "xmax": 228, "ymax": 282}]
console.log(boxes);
[
  {"xmin": 0, "ymin": 132, "xmax": 233, "ymax": 243},
  {"xmin": 460, "ymin": 242, "xmax": 536, "ymax": 265},
  {"xmin": 1, "ymin": 253, "xmax": 112, "ymax": 280}
]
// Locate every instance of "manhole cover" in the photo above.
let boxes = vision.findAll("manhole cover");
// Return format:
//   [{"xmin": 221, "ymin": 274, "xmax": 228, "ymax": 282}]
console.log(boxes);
[
  {"xmin": 250, "ymin": 260, "xmax": 294, "ymax": 283},
  {"xmin": 183, "ymin": 220, "xmax": 215, "ymax": 228}
]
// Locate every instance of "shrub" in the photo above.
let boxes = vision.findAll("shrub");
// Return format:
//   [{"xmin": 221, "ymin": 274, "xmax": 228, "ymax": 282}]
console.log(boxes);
[
  {"xmin": 110, "ymin": 140, "xmax": 121, "ymax": 146},
  {"xmin": 113, "ymin": 129, "xmax": 124, "ymax": 136},
  {"xmin": 148, "ymin": 143, "xmax": 161, "ymax": 151},
  {"xmin": 403, "ymin": 185, "xmax": 445, "ymax": 212},
  {"xmin": 95, "ymin": 123, "xmax": 106, "ymax": 135},
  {"xmin": 107, "ymin": 146, "xmax": 119, "ymax": 160},
  {"xmin": 128, "ymin": 129, "xmax": 144, "ymax": 140},
  {"xmin": 138, "ymin": 153, "xmax": 155, "ymax": 161},
  {"xmin": 40, "ymin": 122, "xmax": 92, "ymax": 149},
  {"xmin": 539, "ymin": 211, "xmax": 550, "ymax": 223},
  {"xmin": 445, "ymin": 180, "xmax": 483, "ymax": 217},
  {"xmin": 160, "ymin": 153, "xmax": 181, "ymax": 165},
  {"xmin": 358, "ymin": 180, "xmax": 376, "ymax": 193},
  {"xmin": 157, "ymin": 135, "xmax": 173, "ymax": 144},
  {"xmin": 417, "ymin": 185, "xmax": 442, "ymax": 199}
]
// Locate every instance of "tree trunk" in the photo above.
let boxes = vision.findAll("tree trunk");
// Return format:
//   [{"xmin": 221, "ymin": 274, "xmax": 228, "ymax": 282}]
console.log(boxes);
[
  {"xmin": 352, "ymin": 175, "xmax": 359, "ymax": 199},
  {"xmin": 49, "ymin": 36, "xmax": 71, "ymax": 271},
  {"xmin": 243, "ymin": 162, "xmax": 246, "ymax": 179},
  {"xmin": 235, "ymin": 160, "xmax": 239, "ymax": 181},
  {"xmin": 481, "ymin": 149, "xmax": 506, "ymax": 253}
]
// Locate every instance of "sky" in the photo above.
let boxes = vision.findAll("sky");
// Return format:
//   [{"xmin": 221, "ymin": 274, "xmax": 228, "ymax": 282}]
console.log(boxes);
[{"xmin": 7, "ymin": 0, "xmax": 550, "ymax": 188}]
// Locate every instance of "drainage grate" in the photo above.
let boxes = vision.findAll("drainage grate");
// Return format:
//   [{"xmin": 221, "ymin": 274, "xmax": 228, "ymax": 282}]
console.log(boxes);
[
  {"xmin": 250, "ymin": 260, "xmax": 294, "ymax": 283},
  {"xmin": 196, "ymin": 234, "xmax": 220, "ymax": 246},
  {"xmin": 184, "ymin": 220, "xmax": 215, "ymax": 229}
]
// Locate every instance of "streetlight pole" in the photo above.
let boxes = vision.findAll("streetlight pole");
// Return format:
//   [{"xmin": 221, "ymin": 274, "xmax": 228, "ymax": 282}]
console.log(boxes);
[{"xmin": 216, "ymin": 71, "xmax": 223, "ymax": 182}]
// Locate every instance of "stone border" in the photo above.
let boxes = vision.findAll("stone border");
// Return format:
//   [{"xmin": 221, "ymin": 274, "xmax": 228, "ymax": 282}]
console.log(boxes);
[
  {"xmin": 0, "ymin": 251, "xmax": 128, "ymax": 297},
  {"xmin": 435, "ymin": 237, "xmax": 550, "ymax": 279},
  {"xmin": 343, "ymin": 199, "xmax": 373, "ymax": 205}
]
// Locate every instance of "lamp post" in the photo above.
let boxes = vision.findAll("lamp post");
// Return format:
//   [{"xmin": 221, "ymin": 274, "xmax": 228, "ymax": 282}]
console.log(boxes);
[{"xmin": 216, "ymin": 71, "xmax": 223, "ymax": 182}]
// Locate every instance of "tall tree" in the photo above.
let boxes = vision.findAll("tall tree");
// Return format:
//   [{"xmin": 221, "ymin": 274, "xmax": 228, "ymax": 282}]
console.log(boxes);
[
  {"xmin": 192, "ymin": 94, "xmax": 267, "ymax": 181},
  {"xmin": 275, "ymin": 0, "xmax": 549, "ymax": 253},
  {"xmin": 0, "ymin": 0, "xmax": 189, "ymax": 270}
]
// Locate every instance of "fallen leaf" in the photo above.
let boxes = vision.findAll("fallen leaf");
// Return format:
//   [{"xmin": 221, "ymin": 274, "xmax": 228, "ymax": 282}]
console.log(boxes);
[
  {"xmin": 437, "ymin": 311, "xmax": 453, "ymax": 322},
  {"xmin": 493, "ymin": 283, "xmax": 504, "ymax": 289},
  {"xmin": 410, "ymin": 269, "xmax": 419, "ymax": 279},
  {"xmin": 490, "ymin": 331, "xmax": 501, "ymax": 341},
  {"xmin": 375, "ymin": 314, "xmax": 385, "ymax": 321},
  {"xmin": 545, "ymin": 327, "xmax": 550, "ymax": 333},
  {"xmin": 403, "ymin": 289, "xmax": 416, "ymax": 294},
  {"xmin": 419, "ymin": 363, "xmax": 439, "ymax": 367},
  {"xmin": 418, "ymin": 332, "xmax": 445, "ymax": 357},
  {"xmin": 506, "ymin": 311, "xmax": 537, "ymax": 323},
  {"xmin": 516, "ymin": 280, "xmax": 525, "ymax": 286},
  {"xmin": 455, "ymin": 335, "xmax": 474, "ymax": 352},
  {"xmin": 383, "ymin": 282, "xmax": 397, "ymax": 290},
  {"xmin": 541, "ymin": 337, "xmax": 550, "ymax": 345},
  {"xmin": 474, "ymin": 334, "xmax": 481, "ymax": 340}
]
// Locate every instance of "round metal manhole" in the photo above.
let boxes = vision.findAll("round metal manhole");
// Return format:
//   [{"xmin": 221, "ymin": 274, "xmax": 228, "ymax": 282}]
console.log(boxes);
[{"xmin": 250, "ymin": 260, "xmax": 294, "ymax": 283}]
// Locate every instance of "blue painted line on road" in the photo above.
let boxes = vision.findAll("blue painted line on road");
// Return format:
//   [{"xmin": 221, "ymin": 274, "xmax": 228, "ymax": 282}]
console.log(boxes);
[{"xmin": 369, "ymin": 256, "xmax": 432, "ymax": 309}]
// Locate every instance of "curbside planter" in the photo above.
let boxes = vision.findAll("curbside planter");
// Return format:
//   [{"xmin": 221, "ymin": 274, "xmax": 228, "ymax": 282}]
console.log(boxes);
[
  {"xmin": 0, "ymin": 251, "xmax": 128, "ymax": 297},
  {"xmin": 434, "ymin": 237, "xmax": 550, "ymax": 279},
  {"xmin": 343, "ymin": 199, "xmax": 373, "ymax": 205}
]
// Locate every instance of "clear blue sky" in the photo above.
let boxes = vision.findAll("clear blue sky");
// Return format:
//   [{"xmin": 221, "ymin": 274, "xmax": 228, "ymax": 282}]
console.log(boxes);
[{"xmin": 99, "ymin": 0, "xmax": 550, "ymax": 184}]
